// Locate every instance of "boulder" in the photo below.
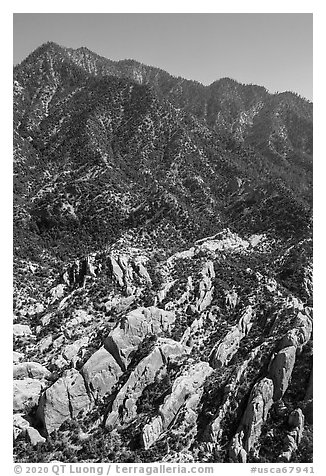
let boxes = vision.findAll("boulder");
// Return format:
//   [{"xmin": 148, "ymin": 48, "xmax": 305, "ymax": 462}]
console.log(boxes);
[
  {"xmin": 13, "ymin": 362, "xmax": 51, "ymax": 380},
  {"xmin": 82, "ymin": 347, "xmax": 123, "ymax": 400},
  {"xmin": 37, "ymin": 369, "xmax": 91, "ymax": 434},
  {"xmin": 104, "ymin": 307, "xmax": 176, "ymax": 370},
  {"xmin": 13, "ymin": 351, "xmax": 24, "ymax": 363},
  {"xmin": 105, "ymin": 339, "xmax": 184, "ymax": 428},
  {"xmin": 269, "ymin": 346, "xmax": 296, "ymax": 400},
  {"xmin": 13, "ymin": 324, "xmax": 32, "ymax": 337},
  {"xmin": 13, "ymin": 414, "xmax": 30, "ymax": 439},
  {"xmin": 26, "ymin": 427, "xmax": 46, "ymax": 446},
  {"xmin": 13, "ymin": 378, "xmax": 43, "ymax": 412}
]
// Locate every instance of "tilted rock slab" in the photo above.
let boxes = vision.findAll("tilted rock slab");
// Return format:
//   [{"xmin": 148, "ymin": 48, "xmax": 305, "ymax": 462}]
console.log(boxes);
[
  {"xmin": 105, "ymin": 338, "xmax": 185, "ymax": 428},
  {"xmin": 37, "ymin": 368, "xmax": 91, "ymax": 434},
  {"xmin": 104, "ymin": 306, "xmax": 176, "ymax": 371},
  {"xmin": 210, "ymin": 306, "xmax": 254, "ymax": 368},
  {"xmin": 82, "ymin": 346, "xmax": 123, "ymax": 400},
  {"xmin": 195, "ymin": 261, "xmax": 215, "ymax": 312},
  {"xmin": 142, "ymin": 361, "xmax": 213, "ymax": 449},
  {"xmin": 109, "ymin": 256, "xmax": 125, "ymax": 287},
  {"xmin": 229, "ymin": 377, "xmax": 274, "ymax": 463},
  {"xmin": 269, "ymin": 346, "xmax": 296, "ymax": 400}
]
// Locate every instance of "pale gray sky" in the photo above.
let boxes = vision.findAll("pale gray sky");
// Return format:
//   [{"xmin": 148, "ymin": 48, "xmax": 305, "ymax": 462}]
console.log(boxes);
[{"xmin": 13, "ymin": 13, "xmax": 313, "ymax": 100}]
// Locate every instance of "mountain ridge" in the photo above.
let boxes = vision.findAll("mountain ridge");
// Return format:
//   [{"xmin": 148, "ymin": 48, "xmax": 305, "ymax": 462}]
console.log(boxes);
[{"xmin": 13, "ymin": 42, "xmax": 313, "ymax": 464}]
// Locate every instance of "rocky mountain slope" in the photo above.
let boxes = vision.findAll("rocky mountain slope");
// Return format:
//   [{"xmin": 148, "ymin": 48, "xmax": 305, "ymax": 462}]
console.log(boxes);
[{"xmin": 13, "ymin": 42, "xmax": 313, "ymax": 463}]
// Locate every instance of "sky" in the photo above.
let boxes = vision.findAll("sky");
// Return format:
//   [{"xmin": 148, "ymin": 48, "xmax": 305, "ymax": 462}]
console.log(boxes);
[{"xmin": 13, "ymin": 13, "xmax": 312, "ymax": 100}]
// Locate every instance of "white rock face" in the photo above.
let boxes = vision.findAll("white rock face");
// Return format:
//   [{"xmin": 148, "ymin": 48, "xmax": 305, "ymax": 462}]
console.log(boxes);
[
  {"xmin": 13, "ymin": 378, "xmax": 43, "ymax": 412},
  {"xmin": 105, "ymin": 338, "xmax": 185, "ymax": 428},
  {"xmin": 13, "ymin": 414, "xmax": 31, "ymax": 439},
  {"xmin": 105, "ymin": 306, "xmax": 176, "ymax": 370},
  {"xmin": 27, "ymin": 427, "xmax": 46, "ymax": 446},
  {"xmin": 210, "ymin": 306, "xmax": 254, "ymax": 368},
  {"xmin": 110, "ymin": 256, "xmax": 124, "ymax": 287},
  {"xmin": 142, "ymin": 361, "xmax": 213, "ymax": 449},
  {"xmin": 37, "ymin": 368, "xmax": 91, "ymax": 434},
  {"xmin": 198, "ymin": 229, "xmax": 250, "ymax": 253},
  {"xmin": 195, "ymin": 261, "xmax": 215, "ymax": 313},
  {"xmin": 269, "ymin": 346, "xmax": 296, "ymax": 400},
  {"xmin": 13, "ymin": 351, "xmax": 24, "ymax": 363},
  {"xmin": 13, "ymin": 324, "xmax": 32, "ymax": 337},
  {"xmin": 82, "ymin": 347, "xmax": 123, "ymax": 400}
]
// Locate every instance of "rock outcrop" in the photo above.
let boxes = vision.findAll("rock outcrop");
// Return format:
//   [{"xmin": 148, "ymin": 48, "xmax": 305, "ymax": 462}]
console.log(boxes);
[
  {"xmin": 13, "ymin": 379, "xmax": 43, "ymax": 412},
  {"xmin": 207, "ymin": 343, "xmax": 271, "ymax": 444},
  {"xmin": 142, "ymin": 362, "xmax": 213, "ymax": 449},
  {"xmin": 269, "ymin": 346, "xmax": 296, "ymax": 400},
  {"xmin": 82, "ymin": 347, "xmax": 123, "ymax": 400},
  {"xmin": 210, "ymin": 306, "xmax": 254, "ymax": 368},
  {"xmin": 13, "ymin": 324, "xmax": 32, "ymax": 337},
  {"xmin": 195, "ymin": 261, "xmax": 215, "ymax": 312},
  {"xmin": 37, "ymin": 369, "xmax": 91, "ymax": 434},
  {"xmin": 26, "ymin": 427, "xmax": 46, "ymax": 446},
  {"xmin": 278, "ymin": 409, "xmax": 305, "ymax": 462},
  {"xmin": 105, "ymin": 338, "xmax": 185, "ymax": 428},
  {"xmin": 13, "ymin": 414, "xmax": 31, "ymax": 439},
  {"xmin": 104, "ymin": 306, "xmax": 176, "ymax": 370},
  {"xmin": 229, "ymin": 378, "xmax": 274, "ymax": 463}
]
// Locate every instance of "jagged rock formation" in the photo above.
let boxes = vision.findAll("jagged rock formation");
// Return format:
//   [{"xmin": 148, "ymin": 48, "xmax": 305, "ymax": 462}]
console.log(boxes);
[
  {"xmin": 13, "ymin": 42, "xmax": 312, "ymax": 464},
  {"xmin": 142, "ymin": 362, "xmax": 213, "ymax": 449},
  {"xmin": 229, "ymin": 378, "xmax": 274, "ymax": 463},
  {"xmin": 210, "ymin": 305, "xmax": 254, "ymax": 367},
  {"xmin": 105, "ymin": 338, "xmax": 185, "ymax": 428},
  {"xmin": 104, "ymin": 307, "xmax": 176, "ymax": 371}
]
